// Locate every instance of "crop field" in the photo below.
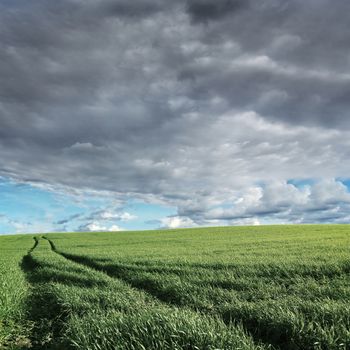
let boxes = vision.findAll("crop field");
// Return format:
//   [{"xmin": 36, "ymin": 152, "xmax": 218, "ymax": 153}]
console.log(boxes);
[{"xmin": 0, "ymin": 225, "xmax": 349, "ymax": 349}]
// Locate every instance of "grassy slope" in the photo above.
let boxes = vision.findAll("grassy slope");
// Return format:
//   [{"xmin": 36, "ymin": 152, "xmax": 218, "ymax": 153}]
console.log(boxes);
[
  {"xmin": 48, "ymin": 225, "xmax": 350, "ymax": 349},
  {"xmin": 49, "ymin": 224, "xmax": 349, "ymax": 264},
  {"xmin": 0, "ymin": 235, "xmax": 34, "ymax": 349},
  {"xmin": 25, "ymin": 237, "xmax": 267, "ymax": 350},
  {"xmin": 0, "ymin": 224, "xmax": 349, "ymax": 349}
]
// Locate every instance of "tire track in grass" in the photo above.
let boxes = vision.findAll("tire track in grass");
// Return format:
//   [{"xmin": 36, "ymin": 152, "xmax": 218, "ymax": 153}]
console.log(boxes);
[
  {"xmin": 45, "ymin": 237, "xmax": 279, "ymax": 350},
  {"xmin": 42, "ymin": 237, "xmax": 276, "ymax": 350},
  {"xmin": 21, "ymin": 237, "xmax": 72, "ymax": 350},
  {"xmin": 28, "ymin": 236, "xmax": 39, "ymax": 253},
  {"xmin": 48, "ymin": 238, "xmax": 350, "ymax": 350}
]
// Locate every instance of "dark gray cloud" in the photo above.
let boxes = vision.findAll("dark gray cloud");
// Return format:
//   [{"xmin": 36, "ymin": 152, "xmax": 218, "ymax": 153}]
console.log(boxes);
[
  {"xmin": 187, "ymin": 0, "xmax": 248, "ymax": 23},
  {"xmin": 1, "ymin": 0, "xmax": 350, "ymax": 226},
  {"xmin": 98, "ymin": 0, "xmax": 164, "ymax": 18}
]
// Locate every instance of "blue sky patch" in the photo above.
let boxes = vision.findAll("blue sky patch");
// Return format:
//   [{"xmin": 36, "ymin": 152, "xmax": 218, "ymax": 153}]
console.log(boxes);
[{"xmin": 0, "ymin": 177, "xmax": 176, "ymax": 234}]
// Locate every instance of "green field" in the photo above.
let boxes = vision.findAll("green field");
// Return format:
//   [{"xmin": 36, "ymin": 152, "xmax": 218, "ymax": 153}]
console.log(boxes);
[{"xmin": 0, "ymin": 225, "xmax": 349, "ymax": 349}]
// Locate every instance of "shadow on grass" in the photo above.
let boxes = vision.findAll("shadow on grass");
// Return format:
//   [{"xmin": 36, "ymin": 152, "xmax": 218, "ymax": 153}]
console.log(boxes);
[
  {"xmin": 27, "ymin": 237, "xmax": 39, "ymax": 254},
  {"xmin": 20, "ymin": 237, "xmax": 116, "ymax": 349},
  {"xmin": 54, "ymin": 245, "xmax": 347, "ymax": 350},
  {"xmin": 20, "ymin": 237, "xmax": 115, "ymax": 350},
  {"xmin": 48, "ymin": 247, "xmax": 284, "ymax": 350},
  {"xmin": 20, "ymin": 245, "xmax": 73, "ymax": 349}
]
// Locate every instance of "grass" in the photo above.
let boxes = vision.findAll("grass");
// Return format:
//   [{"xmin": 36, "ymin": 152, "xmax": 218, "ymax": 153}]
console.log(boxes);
[
  {"xmin": 0, "ymin": 225, "xmax": 349, "ymax": 349},
  {"xmin": 0, "ymin": 235, "xmax": 34, "ymax": 349}
]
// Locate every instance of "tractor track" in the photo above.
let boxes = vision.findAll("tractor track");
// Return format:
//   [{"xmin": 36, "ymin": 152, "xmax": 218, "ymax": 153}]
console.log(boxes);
[{"xmin": 44, "ymin": 236, "xmax": 281, "ymax": 350}]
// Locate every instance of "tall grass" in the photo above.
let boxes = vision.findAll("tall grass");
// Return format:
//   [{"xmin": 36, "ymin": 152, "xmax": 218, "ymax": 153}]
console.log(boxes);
[
  {"xmin": 49, "ymin": 225, "xmax": 350, "ymax": 349},
  {"xmin": 0, "ymin": 235, "xmax": 33, "ymax": 349},
  {"xmin": 0, "ymin": 225, "xmax": 348, "ymax": 349},
  {"xmin": 23, "ymin": 238, "xmax": 268, "ymax": 349}
]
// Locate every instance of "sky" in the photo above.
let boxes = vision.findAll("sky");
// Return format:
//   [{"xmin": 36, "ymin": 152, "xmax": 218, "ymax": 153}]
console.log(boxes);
[{"xmin": 1, "ymin": 0, "xmax": 350, "ymax": 234}]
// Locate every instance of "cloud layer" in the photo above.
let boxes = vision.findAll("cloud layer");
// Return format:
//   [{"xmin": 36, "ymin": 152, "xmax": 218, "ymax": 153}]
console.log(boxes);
[{"xmin": 1, "ymin": 0, "xmax": 350, "ymax": 228}]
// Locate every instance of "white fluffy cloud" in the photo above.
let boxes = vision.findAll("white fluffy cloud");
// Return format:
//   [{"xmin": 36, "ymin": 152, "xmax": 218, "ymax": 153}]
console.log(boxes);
[
  {"xmin": 79, "ymin": 222, "xmax": 124, "ymax": 232},
  {"xmin": 200, "ymin": 179, "xmax": 350, "ymax": 225},
  {"xmin": 160, "ymin": 216, "xmax": 197, "ymax": 229},
  {"xmin": 100, "ymin": 211, "xmax": 137, "ymax": 221}
]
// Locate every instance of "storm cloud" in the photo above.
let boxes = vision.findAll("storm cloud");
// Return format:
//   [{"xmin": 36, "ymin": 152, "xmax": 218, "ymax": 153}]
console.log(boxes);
[{"xmin": 1, "ymin": 0, "xmax": 350, "ymax": 227}]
